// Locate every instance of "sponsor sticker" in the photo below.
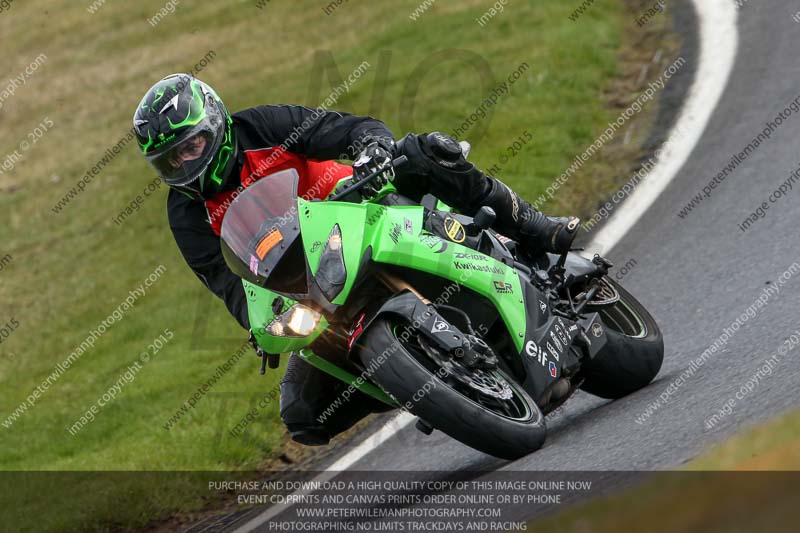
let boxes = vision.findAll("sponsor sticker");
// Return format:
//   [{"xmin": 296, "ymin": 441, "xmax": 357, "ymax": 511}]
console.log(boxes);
[
  {"xmin": 546, "ymin": 341, "xmax": 560, "ymax": 362},
  {"xmin": 493, "ymin": 280, "xmax": 513, "ymax": 294},
  {"xmin": 249, "ymin": 254, "xmax": 259, "ymax": 275},
  {"xmin": 454, "ymin": 262, "xmax": 505, "ymax": 274},
  {"xmin": 431, "ymin": 316, "xmax": 452, "ymax": 334},
  {"xmin": 389, "ymin": 223, "xmax": 402, "ymax": 244},
  {"xmin": 404, "ymin": 217, "xmax": 413, "ymax": 234},
  {"xmin": 555, "ymin": 320, "xmax": 570, "ymax": 346},
  {"xmin": 421, "ymin": 234, "xmax": 448, "ymax": 253},
  {"xmin": 525, "ymin": 340, "xmax": 547, "ymax": 366},
  {"xmin": 444, "ymin": 216, "xmax": 466, "ymax": 243},
  {"xmin": 256, "ymin": 228, "xmax": 283, "ymax": 260},
  {"xmin": 454, "ymin": 252, "xmax": 487, "ymax": 261},
  {"xmin": 549, "ymin": 330, "xmax": 562, "ymax": 352},
  {"xmin": 549, "ymin": 361, "xmax": 558, "ymax": 378},
  {"xmin": 495, "ymin": 233, "xmax": 513, "ymax": 245}
]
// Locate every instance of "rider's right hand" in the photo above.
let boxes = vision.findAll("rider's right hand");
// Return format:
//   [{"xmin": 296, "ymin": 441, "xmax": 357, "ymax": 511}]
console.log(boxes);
[{"xmin": 353, "ymin": 140, "xmax": 394, "ymax": 198}]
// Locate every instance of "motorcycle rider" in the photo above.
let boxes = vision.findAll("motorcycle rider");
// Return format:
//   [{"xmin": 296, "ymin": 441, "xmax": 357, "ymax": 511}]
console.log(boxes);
[{"xmin": 133, "ymin": 73, "xmax": 579, "ymax": 445}]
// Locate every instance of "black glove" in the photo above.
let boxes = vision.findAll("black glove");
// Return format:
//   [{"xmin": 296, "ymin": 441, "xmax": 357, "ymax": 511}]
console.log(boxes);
[
  {"xmin": 249, "ymin": 329, "xmax": 281, "ymax": 373},
  {"xmin": 248, "ymin": 329, "xmax": 266, "ymax": 358},
  {"xmin": 394, "ymin": 132, "xmax": 468, "ymax": 177},
  {"xmin": 355, "ymin": 135, "xmax": 395, "ymax": 159},
  {"xmin": 353, "ymin": 138, "xmax": 395, "ymax": 198}
]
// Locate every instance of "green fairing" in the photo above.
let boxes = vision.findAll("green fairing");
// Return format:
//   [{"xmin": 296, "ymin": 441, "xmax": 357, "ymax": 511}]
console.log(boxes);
[
  {"xmin": 366, "ymin": 206, "xmax": 526, "ymax": 352},
  {"xmin": 245, "ymin": 280, "xmax": 328, "ymax": 354},
  {"xmin": 297, "ymin": 197, "xmax": 369, "ymax": 306},
  {"xmin": 242, "ymin": 184, "xmax": 528, "ymax": 398},
  {"xmin": 244, "ymin": 281, "xmax": 397, "ymax": 405},
  {"xmin": 296, "ymin": 350, "xmax": 398, "ymax": 406}
]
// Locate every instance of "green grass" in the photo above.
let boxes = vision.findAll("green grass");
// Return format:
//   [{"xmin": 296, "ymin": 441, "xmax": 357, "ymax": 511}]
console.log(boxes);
[
  {"xmin": 527, "ymin": 409, "xmax": 800, "ymax": 533},
  {"xmin": 0, "ymin": 0, "xmax": 663, "ymax": 529},
  {"xmin": 687, "ymin": 408, "xmax": 800, "ymax": 470}
]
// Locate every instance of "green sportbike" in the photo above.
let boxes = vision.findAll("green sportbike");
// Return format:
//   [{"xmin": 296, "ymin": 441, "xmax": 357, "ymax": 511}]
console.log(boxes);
[{"xmin": 220, "ymin": 154, "xmax": 664, "ymax": 460}]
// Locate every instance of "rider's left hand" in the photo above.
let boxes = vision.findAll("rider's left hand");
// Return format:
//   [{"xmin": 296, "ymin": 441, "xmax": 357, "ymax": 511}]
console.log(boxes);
[{"xmin": 248, "ymin": 329, "xmax": 266, "ymax": 358}]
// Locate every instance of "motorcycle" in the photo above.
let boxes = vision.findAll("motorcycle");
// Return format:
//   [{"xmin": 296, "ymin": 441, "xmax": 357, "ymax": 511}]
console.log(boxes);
[{"xmin": 219, "ymin": 149, "xmax": 664, "ymax": 460}]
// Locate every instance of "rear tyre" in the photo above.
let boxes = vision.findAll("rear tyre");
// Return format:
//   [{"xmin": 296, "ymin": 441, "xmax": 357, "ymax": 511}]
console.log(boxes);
[
  {"xmin": 579, "ymin": 278, "xmax": 664, "ymax": 399},
  {"xmin": 358, "ymin": 318, "xmax": 546, "ymax": 460}
]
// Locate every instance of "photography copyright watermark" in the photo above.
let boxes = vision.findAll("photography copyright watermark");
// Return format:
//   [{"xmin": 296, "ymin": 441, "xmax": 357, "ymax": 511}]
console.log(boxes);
[{"xmin": 777, "ymin": 329, "xmax": 800, "ymax": 357}]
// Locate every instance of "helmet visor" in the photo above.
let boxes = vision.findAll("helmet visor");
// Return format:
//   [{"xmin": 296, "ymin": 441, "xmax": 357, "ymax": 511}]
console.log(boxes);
[{"xmin": 147, "ymin": 129, "xmax": 220, "ymax": 187}]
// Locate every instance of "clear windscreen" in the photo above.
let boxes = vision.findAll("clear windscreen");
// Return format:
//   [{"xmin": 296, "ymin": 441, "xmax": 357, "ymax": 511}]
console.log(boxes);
[{"xmin": 220, "ymin": 169, "xmax": 300, "ymax": 271}]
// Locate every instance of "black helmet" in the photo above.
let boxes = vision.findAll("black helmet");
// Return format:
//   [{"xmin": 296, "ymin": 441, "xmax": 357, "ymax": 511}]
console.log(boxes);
[{"xmin": 133, "ymin": 74, "xmax": 237, "ymax": 200}]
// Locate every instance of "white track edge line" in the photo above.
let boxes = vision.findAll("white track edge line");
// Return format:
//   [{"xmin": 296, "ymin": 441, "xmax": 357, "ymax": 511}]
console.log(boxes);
[
  {"xmin": 234, "ymin": 412, "xmax": 415, "ymax": 532},
  {"xmin": 586, "ymin": 0, "xmax": 739, "ymax": 256}
]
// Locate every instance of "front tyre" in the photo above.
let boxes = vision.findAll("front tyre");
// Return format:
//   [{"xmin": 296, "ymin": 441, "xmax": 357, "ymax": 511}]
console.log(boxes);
[
  {"xmin": 357, "ymin": 319, "xmax": 546, "ymax": 460},
  {"xmin": 579, "ymin": 278, "xmax": 664, "ymax": 399}
]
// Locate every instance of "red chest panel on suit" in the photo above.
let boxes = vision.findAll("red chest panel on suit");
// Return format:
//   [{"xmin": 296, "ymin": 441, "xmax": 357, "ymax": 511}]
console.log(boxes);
[{"xmin": 205, "ymin": 147, "xmax": 352, "ymax": 236}]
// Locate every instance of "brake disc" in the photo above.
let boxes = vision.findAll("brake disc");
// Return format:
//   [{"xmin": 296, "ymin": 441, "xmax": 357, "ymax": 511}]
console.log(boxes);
[
  {"xmin": 417, "ymin": 335, "xmax": 513, "ymax": 400},
  {"xmin": 463, "ymin": 369, "xmax": 513, "ymax": 400}
]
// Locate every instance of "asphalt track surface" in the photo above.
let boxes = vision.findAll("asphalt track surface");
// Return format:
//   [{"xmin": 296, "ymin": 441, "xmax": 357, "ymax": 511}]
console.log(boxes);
[{"xmin": 226, "ymin": 1, "xmax": 800, "ymax": 531}]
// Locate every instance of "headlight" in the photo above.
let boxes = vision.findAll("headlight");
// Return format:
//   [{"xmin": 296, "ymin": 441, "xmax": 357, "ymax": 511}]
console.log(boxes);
[
  {"xmin": 317, "ymin": 224, "xmax": 347, "ymax": 302},
  {"xmin": 266, "ymin": 304, "xmax": 321, "ymax": 337}
]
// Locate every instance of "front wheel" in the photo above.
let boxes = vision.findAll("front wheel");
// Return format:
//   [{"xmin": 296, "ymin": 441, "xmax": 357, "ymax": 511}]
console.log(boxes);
[
  {"xmin": 579, "ymin": 278, "xmax": 664, "ymax": 399},
  {"xmin": 357, "ymin": 319, "xmax": 546, "ymax": 460}
]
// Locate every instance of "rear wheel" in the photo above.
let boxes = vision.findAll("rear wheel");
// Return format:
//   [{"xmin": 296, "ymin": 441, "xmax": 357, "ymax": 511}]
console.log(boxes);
[
  {"xmin": 579, "ymin": 278, "xmax": 664, "ymax": 399},
  {"xmin": 358, "ymin": 318, "xmax": 546, "ymax": 460}
]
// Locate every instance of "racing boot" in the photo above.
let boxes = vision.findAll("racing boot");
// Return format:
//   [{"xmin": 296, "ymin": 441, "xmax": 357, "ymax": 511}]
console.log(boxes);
[
  {"xmin": 478, "ymin": 177, "xmax": 581, "ymax": 255},
  {"xmin": 394, "ymin": 132, "xmax": 580, "ymax": 255}
]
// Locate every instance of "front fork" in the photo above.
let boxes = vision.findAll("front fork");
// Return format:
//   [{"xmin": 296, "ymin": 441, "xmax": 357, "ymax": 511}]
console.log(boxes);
[
  {"xmin": 350, "ymin": 289, "xmax": 499, "ymax": 371},
  {"xmin": 296, "ymin": 274, "xmax": 497, "ymax": 408}
]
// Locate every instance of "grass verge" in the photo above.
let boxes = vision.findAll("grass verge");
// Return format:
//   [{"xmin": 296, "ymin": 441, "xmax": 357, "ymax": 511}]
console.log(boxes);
[{"xmin": 527, "ymin": 409, "xmax": 800, "ymax": 533}]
